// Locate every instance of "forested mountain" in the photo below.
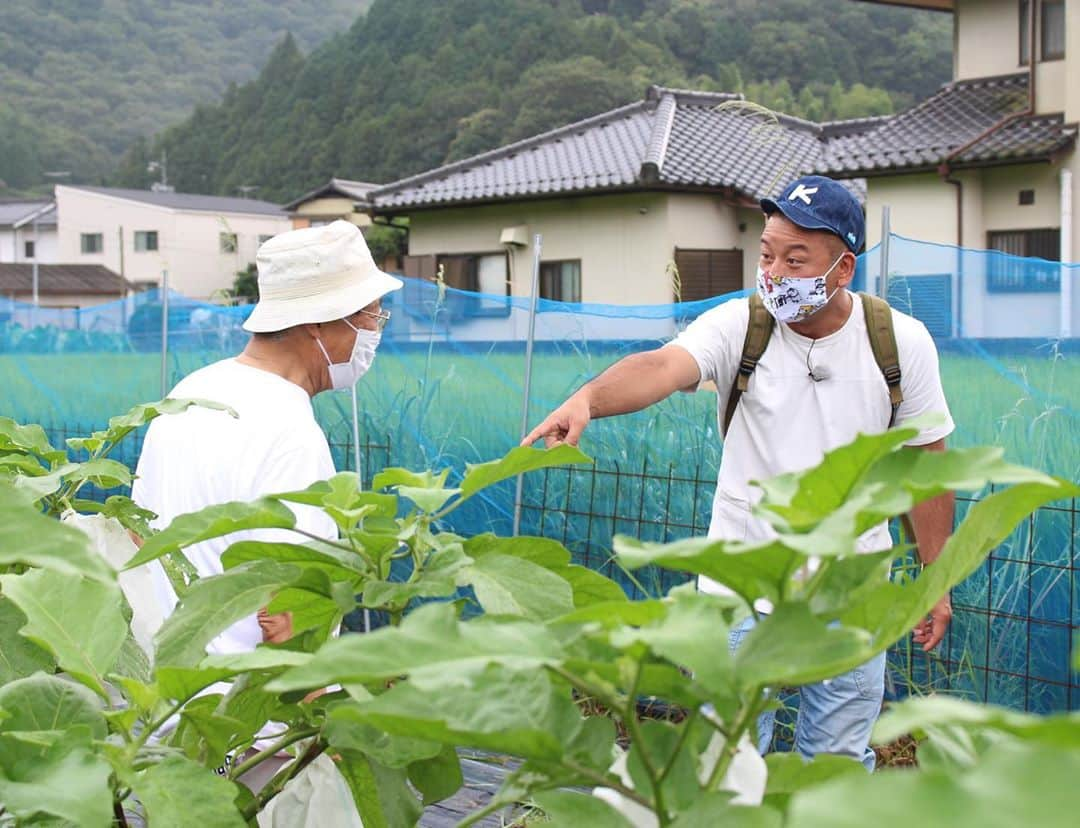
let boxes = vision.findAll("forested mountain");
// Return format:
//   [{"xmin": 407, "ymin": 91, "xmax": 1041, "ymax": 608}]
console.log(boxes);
[
  {"xmin": 2, "ymin": 0, "xmax": 952, "ymax": 202},
  {"xmin": 123, "ymin": 0, "xmax": 951, "ymax": 202},
  {"xmin": 0, "ymin": 0, "xmax": 371, "ymax": 193}
]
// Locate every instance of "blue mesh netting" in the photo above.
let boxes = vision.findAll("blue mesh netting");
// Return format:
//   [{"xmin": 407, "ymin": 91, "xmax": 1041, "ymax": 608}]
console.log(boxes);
[{"xmin": 2, "ymin": 234, "xmax": 1078, "ymax": 712}]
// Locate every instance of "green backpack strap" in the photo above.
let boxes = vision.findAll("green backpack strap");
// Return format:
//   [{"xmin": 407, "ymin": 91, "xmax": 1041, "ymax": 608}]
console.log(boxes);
[
  {"xmin": 722, "ymin": 293, "xmax": 775, "ymax": 438},
  {"xmin": 860, "ymin": 292, "xmax": 904, "ymax": 427}
]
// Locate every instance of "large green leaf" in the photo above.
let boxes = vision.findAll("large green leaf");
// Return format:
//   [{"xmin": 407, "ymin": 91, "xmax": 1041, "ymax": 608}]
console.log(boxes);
[
  {"xmin": 0, "ymin": 416, "xmax": 62, "ymax": 460},
  {"xmin": 407, "ymin": 743, "xmax": 463, "ymax": 805},
  {"xmin": 0, "ymin": 485, "xmax": 116, "ymax": 581},
  {"xmin": 843, "ymin": 479, "xmax": 1079, "ymax": 648},
  {"xmin": 67, "ymin": 397, "xmax": 236, "ymax": 454},
  {"xmin": 734, "ymin": 603, "xmax": 874, "ymax": 690},
  {"xmin": 533, "ymin": 790, "xmax": 636, "ymax": 828},
  {"xmin": 221, "ymin": 540, "xmax": 369, "ymax": 580},
  {"xmin": 123, "ymin": 498, "xmax": 298, "ymax": 570},
  {"xmin": 614, "ymin": 535, "xmax": 799, "ymax": 608},
  {"xmin": 0, "ymin": 740, "xmax": 113, "ymax": 827},
  {"xmin": 154, "ymin": 561, "xmax": 303, "ymax": 667},
  {"xmin": 0, "ymin": 570, "xmax": 127, "ymax": 695},
  {"xmin": 803, "ymin": 550, "xmax": 895, "ymax": 618},
  {"xmin": 626, "ymin": 720, "xmax": 700, "ymax": 815},
  {"xmin": 336, "ymin": 749, "xmax": 423, "ymax": 828},
  {"xmin": 669, "ymin": 795, "xmax": 783, "ymax": 828},
  {"xmin": 458, "ymin": 445, "xmax": 591, "ymax": 500},
  {"xmin": 323, "ymin": 701, "xmax": 444, "ymax": 768},
  {"xmin": 786, "ymin": 739, "xmax": 1080, "ymax": 828},
  {"xmin": 465, "ymin": 534, "xmax": 627, "ymax": 608},
  {"xmin": 611, "ymin": 592, "xmax": 735, "ymax": 700},
  {"xmin": 268, "ymin": 602, "xmax": 564, "ymax": 693},
  {"xmin": 762, "ymin": 752, "xmax": 865, "ymax": 813},
  {"xmin": 465, "ymin": 552, "xmax": 576, "ymax": 620},
  {"xmin": 271, "ymin": 472, "xmax": 397, "ymax": 525},
  {"xmin": 344, "ymin": 664, "xmax": 582, "ymax": 760},
  {"xmin": 0, "ymin": 597, "xmax": 55, "ymax": 682},
  {"xmin": 873, "ymin": 695, "xmax": 1080, "ymax": 748},
  {"xmin": 0, "ymin": 673, "xmax": 106, "ymax": 741},
  {"xmin": 130, "ymin": 755, "xmax": 246, "ymax": 827}
]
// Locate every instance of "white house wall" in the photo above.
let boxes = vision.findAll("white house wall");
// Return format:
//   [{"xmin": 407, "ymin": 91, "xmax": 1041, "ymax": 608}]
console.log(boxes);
[
  {"xmin": 0, "ymin": 227, "xmax": 59, "ymax": 264},
  {"xmin": 954, "ymin": 0, "xmax": 1024, "ymax": 82},
  {"xmin": 55, "ymin": 187, "xmax": 290, "ymax": 300}
]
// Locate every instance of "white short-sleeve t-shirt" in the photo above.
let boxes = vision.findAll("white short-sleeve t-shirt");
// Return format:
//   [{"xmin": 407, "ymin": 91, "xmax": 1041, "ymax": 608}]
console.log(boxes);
[
  {"xmin": 132, "ymin": 358, "xmax": 338, "ymax": 656},
  {"xmin": 668, "ymin": 293, "xmax": 953, "ymax": 580}
]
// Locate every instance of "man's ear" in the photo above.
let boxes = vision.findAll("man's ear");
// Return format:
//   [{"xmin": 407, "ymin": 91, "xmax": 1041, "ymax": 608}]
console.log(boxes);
[{"xmin": 835, "ymin": 251, "xmax": 856, "ymax": 289}]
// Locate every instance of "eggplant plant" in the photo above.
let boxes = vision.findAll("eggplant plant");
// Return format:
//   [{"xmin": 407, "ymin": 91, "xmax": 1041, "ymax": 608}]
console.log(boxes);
[{"xmin": 0, "ymin": 403, "xmax": 1077, "ymax": 827}]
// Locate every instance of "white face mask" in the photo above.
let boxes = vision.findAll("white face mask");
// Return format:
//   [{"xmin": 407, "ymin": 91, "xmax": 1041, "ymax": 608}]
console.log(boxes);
[
  {"xmin": 315, "ymin": 318, "xmax": 380, "ymax": 390},
  {"xmin": 755, "ymin": 254, "xmax": 844, "ymax": 324}
]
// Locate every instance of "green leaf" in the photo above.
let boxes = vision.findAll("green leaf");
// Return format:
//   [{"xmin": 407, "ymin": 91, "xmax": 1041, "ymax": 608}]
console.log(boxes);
[
  {"xmin": 407, "ymin": 743, "xmax": 463, "ymax": 805},
  {"xmin": 0, "ymin": 673, "xmax": 106, "ymax": 741},
  {"xmin": 92, "ymin": 397, "xmax": 236, "ymax": 449},
  {"xmin": 131, "ymin": 755, "xmax": 246, "ymax": 827},
  {"xmin": 72, "ymin": 495, "xmax": 158, "ymax": 539},
  {"xmin": 532, "ymin": 790, "xmax": 636, "ymax": 828},
  {"xmin": 336, "ymin": 749, "xmax": 423, "ymax": 828},
  {"xmin": 396, "ymin": 485, "xmax": 462, "ymax": 513},
  {"xmin": 786, "ymin": 739, "xmax": 1080, "ymax": 828},
  {"xmin": 669, "ymin": 794, "xmax": 783, "ymax": 827},
  {"xmin": 553, "ymin": 599, "xmax": 667, "ymax": 629},
  {"xmin": 762, "ymin": 752, "xmax": 865, "ymax": 813},
  {"xmin": 873, "ymin": 695, "xmax": 1080, "ymax": 748},
  {"xmin": 0, "ymin": 597, "xmax": 55, "ymax": 682},
  {"xmin": 154, "ymin": 561, "xmax": 303, "ymax": 667},
  {"xmin": 612, "ymin": 592, "xmax": 735, "ymax": 700},
  {"xmin": 0, "ymin": 570, "xmax": 127, "ymax": 695},
  {"xmin": 0, "ymin": 416, "xmax": 61, "ymax": 459},
  {"xmin": 221, "ymin": 540, "xmax": 369, "ymax": 580},
  {"xmin": 370, "ymin": 466, "xmax": 451, "ymax": 493},
  {"xmin": 268, "ymin": 602, "xmax": 564, "ymax": 692},
  {"xmin": 64, "ymin": 457, "xmax": 133, "ymax": 491},
  {"xmin": 0, "ymin": 484, "xmax": 116, "ymax": 581},
  {"xmin": 344, "ymin": 665, "xmax": 582, "ymax": 760},
  {"xmin": 626, "ymin": 720, "xmax": 699, "ymax": 814},
  {"xmin": 465, "ymin": 552, "xmax": 576, "ymax": 621},
  {"xmin": 843, "ymin": 479, "xmax": 1080, "ymax": 648},
  {"xmin": 804, "ymin": 550, "xmax": 896, "ymax": 618},
  {"xmin": 459, "ymin": 445, "xmax": 592, "ymax": 500},
  {"xmin": 734, "ymin": 603, "xmax": 874, "ymax": 690},
  {"xmin": 324, "ymin": 701, "xmax": 443, "ymax": 767},
  {"xmin": 465, "ymin": 534, "xmax": 627, "ymax": 608},
  {"xmin": 155, "ymin": 666, "xmax": 237, "ymax": 702},
  {"xmin": 614, "ymin": 535, "xmax": 798, "ymax": 608},
  {"xmin": 0, "ymin": 740, "xmax": 113, "ymax": 827},
  {"xmin": 753, "ymin": 425, "xmax": 919, "ymax": 530},
  {"xmin": 123, "ymin": 498, "xmax": 297, "ymax": 570},
  {"xmin": 272, "ymin": 472, "xmax": 397, "ymax": 521}
]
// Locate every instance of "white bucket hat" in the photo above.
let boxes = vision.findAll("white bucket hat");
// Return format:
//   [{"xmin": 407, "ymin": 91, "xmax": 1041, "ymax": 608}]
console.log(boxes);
[{"xmin": 242, "ymin": 220, "xmax": 403, "ymax": 333}]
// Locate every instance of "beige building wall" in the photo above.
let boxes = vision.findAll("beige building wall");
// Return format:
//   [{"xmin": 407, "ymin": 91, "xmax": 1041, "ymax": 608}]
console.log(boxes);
[
  {"xmin": 0, "ymin": 227, "xmax": 59, "ymax": 264},
  {"xmin": 291, "ymin": 196, "xmax": 371, "ymax": 229},
  {"xmin": 55, "ymin": 187, "xmax": 290, "ymax": 300},
  {"xmin": 954, "ymin": 0, "xmax": 1023, "ymax": 81},
  {"xmin": 864, "ymin": 173, "xmax": 961, "ymax": 247},
  {"xmin": 405, "ymin": 191, "xmax": 757, "ymax": 305}
]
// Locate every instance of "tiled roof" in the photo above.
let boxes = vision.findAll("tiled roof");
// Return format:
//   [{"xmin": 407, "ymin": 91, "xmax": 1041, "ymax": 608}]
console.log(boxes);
[
  {"xmin": 282, "ymin": 178, "xmax": 379, "ymax": 211},
  {"xmin": 62, "ymin": 186, "xmax": 286, "ymax": 217},
  {"xmin": 0, "ymin": 201, "xmax": 56, "ymax": 228},
  {"xmin": 370, "ymin": 87, "xmax": 869, "ymax": 212},
  {"xmin": 0, "ymin": 264, "xmax": 132, "ymax": 295},
  {"xmin": 371, "ymin": 75, "xmax": 1075, "ymax": 212},
  {"xmin": 822, "ymin": 73, "xmax": 1076, "ymax": 175}
]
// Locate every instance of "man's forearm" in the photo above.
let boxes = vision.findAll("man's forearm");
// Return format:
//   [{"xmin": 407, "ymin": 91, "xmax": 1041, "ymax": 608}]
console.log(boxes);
[
  {"xmin": 575, "ymin": 349, "xmax": 693, "ymax": 419},
  {"xmin": 909, "ymin": 489, "xmax": 955, "ymax": 565}
]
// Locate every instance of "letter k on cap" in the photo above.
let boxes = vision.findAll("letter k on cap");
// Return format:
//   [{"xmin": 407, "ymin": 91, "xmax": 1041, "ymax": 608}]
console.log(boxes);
[{"xmin": 789, "ymin": 184, "xmax": 818, "ymax": 205}]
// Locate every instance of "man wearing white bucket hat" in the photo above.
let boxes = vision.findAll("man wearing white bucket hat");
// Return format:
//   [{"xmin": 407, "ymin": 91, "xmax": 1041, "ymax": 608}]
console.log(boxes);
[{"xmin": 132, "ymin": 220, "xmax": 401, "ymax": 788}]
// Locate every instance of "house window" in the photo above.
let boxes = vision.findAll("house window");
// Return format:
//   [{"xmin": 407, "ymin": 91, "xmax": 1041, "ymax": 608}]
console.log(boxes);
[
  {"xmin": 434, "ymin": 252, "xmax": 511, "ymax": 317},
  {"xmin": 81, "ymin": 233, "xmax": 103, "ymax": 254},
  {"xmin": 220, "ymin": 232, "xmax": 238, "ymax": 253},
  {"xmin": 1020, "ymin": 1, "xmax": 1065, "ymax": 63},
  {"xmin": 258, "ymin": 234, "xmax": 275, "ymax": 246},
  {"xmin": 673, "ymin": 248, "xmax": 744, "ymax": 302},
  {"xmin": 134, "ymin": 230, "xmax": 158, "ymax": 252},
  {"xmin": 24, "ymin": 241, "xmax": 34, "ymax": 259},
  {"xmin": 987, "ymin": 228, "xmax": 1060, "ymax": 292},
  {"xmin": 539, "ymin": 260, "xmax": 582, "ymax": 303}
]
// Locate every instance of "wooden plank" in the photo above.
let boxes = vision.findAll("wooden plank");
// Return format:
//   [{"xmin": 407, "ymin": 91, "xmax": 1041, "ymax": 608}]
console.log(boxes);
[{"xmin": 419, "ymin": 754, "xmax": 521, "ymax": 827}]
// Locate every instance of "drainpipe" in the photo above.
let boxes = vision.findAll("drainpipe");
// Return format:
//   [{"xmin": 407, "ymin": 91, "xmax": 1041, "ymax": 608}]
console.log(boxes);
[
  {"xmin": 935, "ymin": 0, "xmax": 1037, "ymax": 337},
  {"xmin": 1062, "ymin": 168, "xmax": 1073, "ymax": 338}
]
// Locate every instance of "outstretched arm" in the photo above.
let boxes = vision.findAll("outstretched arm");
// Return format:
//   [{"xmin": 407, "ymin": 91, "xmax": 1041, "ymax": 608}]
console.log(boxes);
[
  {"xmin": 908, "ymin": 438, "xmax": 955, "ymax": 651},
  {"xmin": 522, "ymin": 345, "xmax": 701, "ymax": 447}
]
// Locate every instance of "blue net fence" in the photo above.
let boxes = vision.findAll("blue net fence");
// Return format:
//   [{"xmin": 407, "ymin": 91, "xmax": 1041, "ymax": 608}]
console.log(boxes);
[{"xmin": 2, "ymin": 233, "xmax": 1077, "ymax": 713}]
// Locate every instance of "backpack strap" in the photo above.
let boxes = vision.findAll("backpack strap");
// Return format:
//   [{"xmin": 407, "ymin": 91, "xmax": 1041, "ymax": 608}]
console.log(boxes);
[
  {"xmin": 722, "ymin": 293, "xmax": 775, "ymax": 438},
  {"xmin": 860, "ymin": 292, "xmax": 904, "ymax": 427}
]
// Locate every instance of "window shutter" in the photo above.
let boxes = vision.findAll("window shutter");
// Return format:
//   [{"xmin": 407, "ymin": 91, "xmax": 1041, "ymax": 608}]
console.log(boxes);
[{"xmin": 674, "ymin": 248, "xmax": 744, "ymax": 302}]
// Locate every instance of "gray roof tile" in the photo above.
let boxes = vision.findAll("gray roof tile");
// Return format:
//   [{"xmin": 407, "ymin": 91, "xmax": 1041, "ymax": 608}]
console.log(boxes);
[
  {"xmin": 0, "ymin": 201, "xmax": 56, "ymax": 228},
  {"xmin": 66, "ymin": 186, "xmax": 286, "ymax": 216},
  {"xmin": 0, "ymin": 264, "xmax": 132, "ymax": 295}
]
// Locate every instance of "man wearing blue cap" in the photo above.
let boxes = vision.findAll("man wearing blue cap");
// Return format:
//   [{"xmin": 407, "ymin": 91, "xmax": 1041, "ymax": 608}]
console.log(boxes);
[{"xmin": 524, "ymin": 174, "xmax": 954, "ymax": 770}]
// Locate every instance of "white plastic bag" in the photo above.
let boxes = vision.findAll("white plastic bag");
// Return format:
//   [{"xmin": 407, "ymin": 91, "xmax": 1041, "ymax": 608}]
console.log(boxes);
[
  {"xmin": 61, "ymin": 511, "xmax": 164, "ymax": 656},
  {"xmin": 256, "ymin": 754, "xmax": 364, "ymax": 828}
]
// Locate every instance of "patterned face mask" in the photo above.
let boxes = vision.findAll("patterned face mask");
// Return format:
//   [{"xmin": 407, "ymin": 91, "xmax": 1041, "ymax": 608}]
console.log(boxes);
[{"xmin": 755, "ymin": 253, "xmax": 844, "ymax": 324}]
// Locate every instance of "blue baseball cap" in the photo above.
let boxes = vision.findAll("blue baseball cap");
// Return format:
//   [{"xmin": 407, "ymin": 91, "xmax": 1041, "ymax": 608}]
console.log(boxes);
[{"xmin": 760, "ymin": 175, "xmax": 865, "ymax": 253}]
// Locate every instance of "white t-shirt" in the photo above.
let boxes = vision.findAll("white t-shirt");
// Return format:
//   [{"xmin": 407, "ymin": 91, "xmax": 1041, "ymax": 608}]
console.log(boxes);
[
  {"xmin": 132, "ymin": 358, "xmax": 338, "ymax": 656},
  {"xmin": 668, "ymin": 293, "xmax": 954, "ymax": 593}
]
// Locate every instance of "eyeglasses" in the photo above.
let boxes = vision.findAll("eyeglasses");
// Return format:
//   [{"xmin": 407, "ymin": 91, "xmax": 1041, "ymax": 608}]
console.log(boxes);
[{"xmin": 355, "ymin": 307, "xmax": 391, "ymax": 333}]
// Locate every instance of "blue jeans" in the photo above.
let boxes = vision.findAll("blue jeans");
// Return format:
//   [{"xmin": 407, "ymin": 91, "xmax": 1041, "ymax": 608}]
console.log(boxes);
[{"xmin": 729, "ymin": 615, "xmax": 886, "ymax": 771}]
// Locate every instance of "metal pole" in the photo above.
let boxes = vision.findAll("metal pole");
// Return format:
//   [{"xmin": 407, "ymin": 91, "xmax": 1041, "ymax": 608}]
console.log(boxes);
[
  {"xmin": 351, "ymin": 384, "xmax": 363, "ymax": 488},
  {"xmin": 1061, "ymin": 168, "xmax": 1073, "ymax": 338},
  {"xmin": 878, "ymin": 205, "xmax": 891, "ymax": 300},
  {"xmin": 160, "ymin": 269, "xmax": 170, "ymax": 398},
  {"xmin": 31, "ymin": 215, "xmax": 39, "ymax": 306},
  {"xmin": 513, "ymin": 234, "xmax": 543, "ymax": 537}
]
